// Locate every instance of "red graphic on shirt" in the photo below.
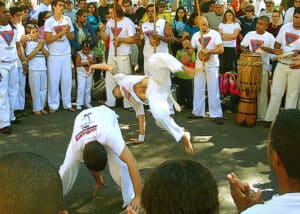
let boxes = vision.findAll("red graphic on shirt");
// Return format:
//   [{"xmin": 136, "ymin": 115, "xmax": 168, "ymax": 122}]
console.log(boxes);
[
  {"xmin": 198, "ymin": 37, "xmax": 211, "ymax": 48},
  {"xmin": 54, "ymin": 25, "xmax": 64, "ymax": 34},
  {"xmin": 144, "ymin": 29, "xmax": 154, "ymax": 37},
  {"xmin": 0, "ymin": 30, "xmax": 14, "ymax": 46},
  {"xmin": 75, "ymin": 125, "xmax": 97, "ymax": 141},
  {"xmin": 250, "ymin": 39, "xmax": 264, "ymax": 52},
  {"xmin": 121, "ymin": 86, "xmax": 132, "ymax": 100},
  {"xmin": 285, "ymin": 32, "xmax": 299, "ymax": 45},
  {"xmin": 111, "ymin": 27, "xmax": 122, "ymax": 36}
]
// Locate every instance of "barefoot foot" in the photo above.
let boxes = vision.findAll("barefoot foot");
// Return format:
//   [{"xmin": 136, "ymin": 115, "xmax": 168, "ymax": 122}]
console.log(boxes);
[{"xmin": 182, "ymin": 131, "xmax": 193, "ymax": 155}]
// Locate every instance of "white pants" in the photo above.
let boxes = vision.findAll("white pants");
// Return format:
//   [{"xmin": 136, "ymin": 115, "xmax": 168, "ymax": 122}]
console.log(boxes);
[
  {"xmin": 265, "ymin": 62, "xmax": 300, "ymax": 121},
  {"xmin": 0, "ymin": 62, "xmax": 17, "ymax": 128},
  {"xmin": 193, "ymin": 66, "xmax": 223, "ymax": 118},
  {"xmin": 14, "ymin": 66, "xmax": 26, "ymax": 111},
  {"xmin": 106, "ymin": 55, "xmax": 132, "ymax": 108},
  {"xmin": 146, "ymin": 53, "xmax": 185, "ymax": 141},
  {"xmin": 130, "ymin": 44, "xmax": 138, "ymax": 66},
  {"xmin": 257, "ymin": 71, "xmax": 268, "ymax": 120},
  {"xmin": 47, "ymin": 54, "xmax": 73, "ymax": 110},
  {"xmin": 29, "ymin": 70, "xmax": 47, "ymax": 112},
  {"xmin": 76, "ymin": 71, "xmax": 93, "ymax": 106}
]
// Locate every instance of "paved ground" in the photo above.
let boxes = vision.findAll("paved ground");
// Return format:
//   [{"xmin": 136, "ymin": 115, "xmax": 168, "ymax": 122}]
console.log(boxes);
[{"xmin": 0, "ymin": 105, "xmax": 277, "ymax": 214}]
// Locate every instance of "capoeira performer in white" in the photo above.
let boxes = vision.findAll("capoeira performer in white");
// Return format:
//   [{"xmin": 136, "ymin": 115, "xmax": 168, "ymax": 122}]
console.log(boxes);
[
  {"xmin": 0, "ymin": 2, "xmax": 28, "ymax": 134},
  {"xmin": 59, "ymin": 105, "xmax": 142, "ymax": 209},
  {"xmin": 45, "ymin": 0, "xmax": 75, "ymax": 113},
  {"xmin": 89, "ymin": 53, "xmax": 202, "ymax": 154}
]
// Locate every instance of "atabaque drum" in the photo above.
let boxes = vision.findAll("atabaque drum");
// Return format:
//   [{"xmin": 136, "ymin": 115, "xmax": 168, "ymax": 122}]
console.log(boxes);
[{"xmin": 236, "ymin": 52, "xmax": 263, "ymax": 127}]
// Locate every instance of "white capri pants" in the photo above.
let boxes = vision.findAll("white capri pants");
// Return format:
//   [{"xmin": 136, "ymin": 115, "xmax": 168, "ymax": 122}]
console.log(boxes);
[
  {"xmin": 76, "ymin": 70, "xmax": 93, "ymax": 106},
  {"xmin": 29, "ymin": 70, "xmax": 47, "ymax": 112}
]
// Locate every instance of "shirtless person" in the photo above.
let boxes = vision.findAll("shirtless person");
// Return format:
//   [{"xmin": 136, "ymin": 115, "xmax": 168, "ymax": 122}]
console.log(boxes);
[{"xmin": 89, "ymin": 52, "xmax": 203, "ymax": 155}]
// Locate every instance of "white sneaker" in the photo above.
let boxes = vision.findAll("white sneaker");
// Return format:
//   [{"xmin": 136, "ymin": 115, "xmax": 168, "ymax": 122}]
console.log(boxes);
[
  {"xmin": 76, "ymin": 105, "xmax": 82, "ymax": 110},
  {"xmin": 86, "ymin": 104, "xmax": 93, "ymax": 109}
]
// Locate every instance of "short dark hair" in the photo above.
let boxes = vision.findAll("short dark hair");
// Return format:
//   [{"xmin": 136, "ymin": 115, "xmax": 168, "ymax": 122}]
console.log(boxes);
[
  {"xmin": 0, "ymin": 2, "xmax": 6, "ymax": 8},
  {"xmin": 141, "ymin": 159, "xmax": 219, "ymax": 214},
  {"xmin": 293, "ymin": 6, "xmax": 300, "ymax": 16},
  {"xmin": 83, "ymin": 141, "xmax": 107, "ymax": 171},
  {"xmin": 270, "ymin": 109, "xmax": 300, "ymax": 179},
  {"xmin": 146, "ymin": 3, "xmax": 158, "ymax": 13},
  {"xmin": 9, "ymin": 6, "xmax": 22, "ymax": 16},
  {"xmin": 0, "ymin": 152, "xmax": 63, "ymax": 214},
  {"xmin": 122, "ymin": 0, "xmax": 132, "ymax": 6},
  {"xmin": 51, "ymin": 0, "xmax": 65, "ymax": 10},
  {"xmin": 259, "ymin": 15, "xmax": 270, "ymax": 25},
  {"xmin": 108, "ymin": 3, "xmax": 124, "ymax": 17},
  {"xmin": 76, "ymin": 8, "xmax": 87, "ymax": 17},
  {"xmin": 25, "ymin": 23, "xmax": 38, "ymax": 34}
]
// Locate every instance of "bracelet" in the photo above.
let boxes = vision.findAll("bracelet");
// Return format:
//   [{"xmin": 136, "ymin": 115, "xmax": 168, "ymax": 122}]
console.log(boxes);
[
  {"xmin": 21, "ymin": 61, "xmax": 27, "ymax": 65},
  {"xmin": 138, "ymin": 134, "xmax": 145, "ymax": 142}
]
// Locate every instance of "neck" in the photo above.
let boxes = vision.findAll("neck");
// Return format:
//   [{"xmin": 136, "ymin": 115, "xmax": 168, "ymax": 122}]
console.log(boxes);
[
  {"xmin": 278, "ymin": 176, "xmax": 300, "ymax": 194},
  {"xmin": 54, "ymin": 13, "xmax": 62, "ymax": 20},
  {"xmin": 77, "ymin": 21, "xmax": 83, "ymax": 27},
  {"xmin": 293, "ymin": 25, "xmax": 300, "ymax": 30}
]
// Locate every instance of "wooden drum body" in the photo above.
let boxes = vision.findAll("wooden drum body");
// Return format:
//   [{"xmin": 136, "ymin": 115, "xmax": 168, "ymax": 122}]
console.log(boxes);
[{"xmin": 236, "ymin": 52, "xmax": 263, "ymax": 127}]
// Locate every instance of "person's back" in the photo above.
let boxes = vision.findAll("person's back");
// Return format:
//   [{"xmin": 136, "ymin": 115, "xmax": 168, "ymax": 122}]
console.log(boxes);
[{"xmin": 0, "ymin": 152, "xmax": 64, "ymax": 214}]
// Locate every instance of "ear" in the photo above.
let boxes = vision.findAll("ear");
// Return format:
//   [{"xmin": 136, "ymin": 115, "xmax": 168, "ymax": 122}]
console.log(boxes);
[{"xmin": 272, "ymin": 150, "xmax": 287, "ymax": 174}]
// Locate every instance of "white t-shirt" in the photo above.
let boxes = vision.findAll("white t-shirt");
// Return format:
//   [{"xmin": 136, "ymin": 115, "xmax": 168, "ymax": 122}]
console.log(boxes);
[
  {"xmin": 276, "ymin": 23, "xmax": 300, "ymax": 64},
  {"xmin": 15, "ymin": 23, "xmax": 25, "ymax": 67},
  {"xmin": 242, "ymin": 193, "xmax": 300, "ymax": 214},
  {"xmin": 44, "ymin": 15, "xmax": 74, "ymax": 56},
  {"xmin": 25, "ymin": 40, "xmax": 48, "ymax": 71},
  {"xmin": 284, "ymin": 7, "xmax": 295, "ymax": 24},
  {"xmin": 218, "ymin": 22, "xmax": 241, "ymax": 47},
  {"xmin": 0, "ymin": 24, "xmax": 19, "ymax": 61},
  {"xmin": 105, "ymin": 17, "xmax": 136, "ymax": 56},
  {"xmin": 31, "ymin": 3, "xmax": 51, "ymax": 21},
  {"xmin": 191, "ymin": 29, "xmax": 223, "ymax": 67},
  {"xmin": 114, "ymin": 73, "xmax": 146, "ymax": 117},
  {"xmin": 241, "ymin": 31, "xmax": 275, "ymax": 71},
  {"xmin": 142, "ymin": 19, "xmax": 169, "ymax": 58}
]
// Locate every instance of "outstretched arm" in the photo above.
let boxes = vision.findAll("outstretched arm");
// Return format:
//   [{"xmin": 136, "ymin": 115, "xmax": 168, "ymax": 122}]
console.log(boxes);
[
  {"xmin": 89, "ymin": 170, "xmax": 106, "ymax": 196},
  {"xmin": 87, "ymin": 63, "xmax": 114, "ymax": 75}
]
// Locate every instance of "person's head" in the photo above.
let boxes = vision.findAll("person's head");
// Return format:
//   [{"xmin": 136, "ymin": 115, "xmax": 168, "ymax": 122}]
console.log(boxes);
[
  {"xmin": 122, "ymin": 0, "xmax": 132, "ymax": 14},
  {"xmin": 76, "ymin": 9, "xmax": 87, "ymax": 24},
  {"xmin": 256, "ymin": 15, "xmax": 269, "ymax": 34},
  {"xmin": 146, "ymin": 3, "xmax": 158, "ymax": 22},
  {"xmin": 223, "ymin": 9, "xmax": 236, "ymax": 23},
  {"xmin": 141, "ymin": 159, "xmax": 219, "ymax": 214},
  {"xmin": 268, "ymin": 110, "xmax": 300, "ymax": 187},
  {"xmin": 264, "ymin": 0, "xmax": 274, "ymax": 12},
  {"xmin": 83, "ymin": 141, "xmax": 107, "ymax": 171},
  {"xmin": 157, "ymin": 1, "xmax": 166, "ymax": 14},
  {"xmin": 175, "ymin": 6, "xmax": 187, "ymax": 22},
  {"xmin": 199, "ymin": 16, "xmax": 210, "ymax": 33},
  {"xmin": 0, "ymin": 152, "xmax": 64, "ymax": 214},
  {"xmin": 100, "ymin": 0, "xmax": 107, "ymax": 6},
  {"xmin": 81, "ymin": 39, "xmax": 91, "ymax": 54},
  {"xmin": 65, "ymin": 0, "xmax": 73, "ymax": 11},
  {"xmin": 271, "ymin": 9, "xmax": 281, "ymax": 25},
  {"xmin": 241, "ymin": 0, "xmax": 250, "ymax": 10},
  {"xmin": 245, "ymin": 5, "xmax": 254, "ymax": 18},
  {"xmin": 140, "ymin": 0, "xmax": 149, "ymax": 8},
  {"xmin": 9, "ymin": 6, "xmax": 22, "ymax": 24},
  {"xmin": 87, "ymin": 2, "xmax": 97, "ymax": 16},
  {"xmin": 108, "ymin": 4, "xmax": 114, "ymax": 18},
  {"xmin": 186, "ymin": 12, "xmax": 199, "ymax": 27},
  {"xmin": 112, "ymin": 86, "xmax": 123, "ymax": 99},
  {"xmin": 214, "ymin": 0, "xmax": 224, "ymax": 16},
  {"xmin": 20, "ymin": 5, "xmax": 30, "ymax": 21},
  {"xmin": 293, "ymin": 6, "xmax": 300, "ymax": 29},
  {"xmin": 78, "ymin": 0, "xmax": 87, "ymax": 10},
  {"xmin": 51, "ymin": 0, "xmax": 66, "ymax": 15},
  {"xmin": 108, "ymin": 3, "xmax": 124, "ymax": 19},
  {"xmin": 25, "ymin": 23, "xmax": 39, "ymax": 40},
  {"xmin": 294, "ymin": 0, "xmax": 300, "ymax": 8},
  {"xmin": 0, "ymin": 2, "xmax": 10, "ymax": 26},
  {"xmin": 37, "ymin": 10, "xmax": 51, "ymax": 27}
]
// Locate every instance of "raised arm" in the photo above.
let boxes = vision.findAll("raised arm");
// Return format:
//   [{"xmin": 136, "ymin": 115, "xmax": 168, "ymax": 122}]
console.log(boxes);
[{"xmin": 88, "ymin": 63, "xmax": 114, "ymax": 75}]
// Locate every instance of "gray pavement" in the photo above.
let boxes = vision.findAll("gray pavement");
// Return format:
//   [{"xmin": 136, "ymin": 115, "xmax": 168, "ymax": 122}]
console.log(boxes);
[{"xmin": 0, "ymin": 106, "xmax": 277, "ymax": 214}]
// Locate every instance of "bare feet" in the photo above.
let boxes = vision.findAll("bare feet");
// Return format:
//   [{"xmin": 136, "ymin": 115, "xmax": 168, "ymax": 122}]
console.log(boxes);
[
  {"xmin": 33, "ymin": 111, "xmax": 42, "ymax": 115},
  {"xmin": 183, "ymin": 66, "xmax": 205, "ymax": 77},
  {"xmin": 182, "ymin": 132, "xmax": 193, "ymax": 155}
]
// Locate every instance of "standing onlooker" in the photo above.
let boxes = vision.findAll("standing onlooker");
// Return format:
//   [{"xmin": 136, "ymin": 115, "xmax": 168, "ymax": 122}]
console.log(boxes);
[
  {"xmin": 218, "ymin": 9, "xmax": 241, "ymax": 73},
  {"xmin": 87, "ymin": 2, "xmax": 101, "ymax": 32},
  {"xmin": 29, "ymin": 0, "xmax": 51, "ymax": 24},
  {"xmin": 259, "ymin": 0, "xmax": 283, "ymax": 24},
  {"xmin": 284, "ymin": 0, "xmax": 300, "ymax": 24},
  {"xmin": 182, "ymin": 12, "xmax": 200, "ymax": 39},
  {"xmin": 0, "ymin": 2, "xmax": 27, "ymax": 134},
  {"xmin": 264, "ymin": 7, "xmax": 300, "ymax": 123},
  {"xmin": 45, "ymin": 0, "xmax": 75, "ymax": 113},
  {"xmin": 171, "ymin": 6, "xmax": 187, "ymax": 56},
  {"xmin": 75, "ymin": 40, "xmax": 96, "ymax": 110},
  {"xmin": 98, "ymin": 3, "xmax": 136, "ymax": 108},
  {"xmin": 64, "ymin": 0, "xmax": 77, "ymax": 24},
  {"xmin": 77, "ymin": 0, "xmax": 87, "ymax": 10},
  {"xmin": 97, "ymin": 0, "xmax": 108, "ymax": 23},
  {"xmin": 190, "ymin": 16, "xmax": 224, "ymax": 124},
  {"xmin": 241, "ymin": 16, "xmax": 276, "ymax": 121},
  {"xmin": 236, "ymin": 0, "xmax": 250, "ymax": 18},
  {"xmin": 239, "ymin": 5, "xmax": 258, "ymax": 40},
  {"xmin": 37, "ymin": 11, "xmax": 52, "ymax": 40},
  {"xmin": 25, "ymin": 24, "xmax": 49, "ymax": 115},
  {"xmin": 267, "ymin": 10, "xmax": 283, "ymax": 37},
  {"xmin": 157, "ymin": 1, "xmax": 171, "ymax": 23},
  {"xmin": 205, "ymin": 0, "xmax": 225, "ymax": 31}
]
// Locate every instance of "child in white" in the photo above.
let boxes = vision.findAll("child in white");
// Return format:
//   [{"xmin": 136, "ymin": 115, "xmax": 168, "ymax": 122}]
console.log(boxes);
[
  {"xmin": 76, "ymin": 41, "xmax": 96, "ymax": 110},
  {"xmin": 25, "ymin": 24, "xmax": 49, "ymax": 115}
]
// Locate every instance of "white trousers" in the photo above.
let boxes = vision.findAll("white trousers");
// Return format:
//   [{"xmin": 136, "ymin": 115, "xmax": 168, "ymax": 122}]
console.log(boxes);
[
  {"xmin": 0, "ymin": 62, "xmax": 17, "ymax": 128},
  {"xmin": 76, "ymin": 71, "xmax": 93, "ymax": 106},
  {"xmin": 14, "ymin": 67, "xmax": 26, "ymax": 111},
  {"xmin": 193, "ymin": 66, "xmax": 223, "ymax": 118},
  {"xmin": 106, "ymin": 55, "xmax": 132, "ymax": 108},
  {"xmin": 257, "ymin": 71, "xmax": 268, "ymax": 120},
  {"xmin": 265, "ymin": 62, "xmax": 300, "ymax": 121},
  {"xmin": 28, "ymin": 70, "xmax": 47, "ymax": 112},
  {"xmin": 47, "ymin": 54, "xmax": 73, "ymax": 110},
  {"xmin": 146, "ymin": 53, "xmax": 185, "ymax": 141}
]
